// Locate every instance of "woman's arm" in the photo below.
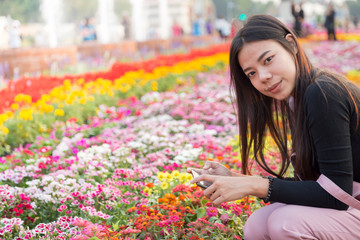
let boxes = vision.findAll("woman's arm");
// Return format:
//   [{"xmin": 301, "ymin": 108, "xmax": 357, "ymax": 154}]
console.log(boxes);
[{"xmin": 191, "ymin": 174, "xmax": 269, "ymax": 206}]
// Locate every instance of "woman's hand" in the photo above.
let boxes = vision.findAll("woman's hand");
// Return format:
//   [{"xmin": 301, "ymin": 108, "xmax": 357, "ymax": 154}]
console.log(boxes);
[
  {"xmin": 187, "ymin": 161, "xmax": 235, "ymax": 176},
  {"xmin": 191, "ymin": 174, "xmax": 269, "ymax": 207}
]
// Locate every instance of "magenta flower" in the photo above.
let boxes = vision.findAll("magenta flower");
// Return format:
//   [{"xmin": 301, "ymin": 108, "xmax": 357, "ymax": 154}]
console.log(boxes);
[{"xmin": 206, "ymin": 207, "xmax": 218, "ymax": 217}]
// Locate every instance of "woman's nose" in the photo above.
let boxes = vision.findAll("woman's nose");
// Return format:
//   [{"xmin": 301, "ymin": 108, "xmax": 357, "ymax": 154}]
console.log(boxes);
[{"xmin": 258, "ymin": 69, "xmax": 272, "ymax": 81}]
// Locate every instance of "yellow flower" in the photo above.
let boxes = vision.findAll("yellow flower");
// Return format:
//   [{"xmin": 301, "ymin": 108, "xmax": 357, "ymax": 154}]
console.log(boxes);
[
  {"xmin": 23, "ymin": 95, "xmax": 32, "ymax": 104},
  {"xmin": 160, "ymin": 181, "xmax": 169, "ymax": 190},
  {"xmin": 63, "ymin": 79, "xmax": 72, "ymax": 91},
  {"xmin": 157, "ymin": 172, "xmax": 165, "ymax": 182},
  {"xmin": 42, "ymin": 104, "xmax": 54, "ymax": 113},
  {"xmin": 11, "ymin": 103, "xmax": 19, "ymax": 110},
  {"xmin": 54, "ymin": 109, "xmax": 65, "ymax": 116},
  {"xmin": 180, "ymin": 173, "xmax": 189, "ymax": 183},
  {"xmin": 143, "ymin": 187, "xmax": 152, "ymax": 195},
  {"xmin": 171, "ymin": 170, "xmax": 181, "ymax": 179},
  {"xmin": 0, "ymin": 126, "xmax": 9, "ymax": 134},
  {"xmin": 14, "ymin": 93, "xmax": 23, "ymax": 103},
  {"xmin": 19, "ymin": 109, "xmax": 33, "ymax": 120},
  {"xmin": 41, "ymin": 94, "xmax": 51, "ymax": 102},
  {"xmin": 77, "ymin": 78, "xmax": 85, "ymax": 85},
  {"xmin": 5, "ymin": 111, "xmax": 13, "ymax": 118},
  {"xmin": 65, "ymin": 98, "xmax": 73, "ymax": 105},
  {"xmin": 0, "ymin": 114, "xmax": 8, "ymax": 124},
  {"xmin": 151, "ymin": 81, "xmax": 158, "ymax": 91},
  {"xmin": 79, "ymin": 98, "xmax": 86, "ymax": 105},
  {"xmin": 39, "ymin": 124, "xmax": 48, "ymax": 133},
  {"xmin": 165, "ymin": 172, "xmax": 173, "ymax": 181}
]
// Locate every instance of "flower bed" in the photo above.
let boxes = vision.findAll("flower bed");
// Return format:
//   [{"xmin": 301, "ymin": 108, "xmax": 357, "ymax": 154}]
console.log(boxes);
[
  {"xmin": 0, "ymin": 45, "xmax": 229, "ymax": 155},
  {"xmin": 0, "ymin": 71, "xmax": 281, "ymax": 239},
  {"xmin": 1, "ymin": 39, "xmax": 360, "ymax": 239}
]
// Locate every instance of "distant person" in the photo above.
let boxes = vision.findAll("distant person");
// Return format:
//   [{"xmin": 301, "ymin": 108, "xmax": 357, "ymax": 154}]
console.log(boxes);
[
  {"xmin": 80, "ymin": 17, "xmax": 97, "ymax": 42},
  {"xmin": 230, "ymin": 18, "xmax": 241, "ymax": 38},
  {"xmin": 8, "ymin": 20, "xmax": 22, "ymax": 48},
  {"xmin": 291, "ymin": 1, "xmax": 304, "ymax": 37},
  {"xmin": 205, "ymin": 19, "xmax": 213, "ymax": 35},
  {"xmin": 215, "ymin": 16, "xmax": 231, "ymax": 40},
  {"xmin": 171, "ymin": 20, "xmax": 183, "ymax": 37},
  {"xmin": 353, "ymin": 16, "xmax": 359, "ymax": 29},
  {"xmin": 324, "ymin": 4, "xmax": 337, "ymax": 41},
  {"xmin": 122, "ymin": 14, "xmax": 130, "ymax": 40},
  {"xmin": 192, "ymin": 16, "xmax": 204, "ymax": 36}
]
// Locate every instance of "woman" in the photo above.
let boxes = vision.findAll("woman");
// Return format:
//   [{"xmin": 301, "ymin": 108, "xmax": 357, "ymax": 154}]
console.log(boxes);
[{"xmin": 190, "ymin": 15, "xmax": 360, "ymax": 239}]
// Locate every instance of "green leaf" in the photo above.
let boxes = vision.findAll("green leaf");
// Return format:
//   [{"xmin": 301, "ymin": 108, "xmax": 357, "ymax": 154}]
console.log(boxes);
[{"xmin": 195, "ymin": 207, "xmax": 206, "ymax": 219}]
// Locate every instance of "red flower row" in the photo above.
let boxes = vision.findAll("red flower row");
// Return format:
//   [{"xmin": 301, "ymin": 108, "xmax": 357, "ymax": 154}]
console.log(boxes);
[{"xmin": 0, "ymin": 43, "xmax": 230, "ymax": 113}]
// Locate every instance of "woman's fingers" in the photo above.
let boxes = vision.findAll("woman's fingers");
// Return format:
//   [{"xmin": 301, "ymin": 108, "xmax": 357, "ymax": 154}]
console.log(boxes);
[
  {"xmin": 203, "ymin": 160, "xmax": 221, "ymax": 170},
  {"xmin": 187, "ymin": 168, "xmax": 203, "ymax": 174},
  {"xmin": 212, "ymin": 195, "xmax": 225, "ymax": 207},
  {"xmin": 190, "ymin": 174, "xmax": 215, "ymax": 184}
]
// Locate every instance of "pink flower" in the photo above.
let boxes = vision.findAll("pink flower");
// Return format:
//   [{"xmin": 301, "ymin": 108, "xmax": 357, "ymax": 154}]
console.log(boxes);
[
  {"xmin": 72, "ymin": 219, "xmax": 90, "ymax": 228},
  {"xmin": 206, "ymin": 207, "xmax": 218, "ymax": 217},
  {"xmin": 198, "ymin": 153, "xmax": 207, "ymax": 160},
  {"xmin": 220, "ymin": 214, "xmax": 231, "ymax": 224}
]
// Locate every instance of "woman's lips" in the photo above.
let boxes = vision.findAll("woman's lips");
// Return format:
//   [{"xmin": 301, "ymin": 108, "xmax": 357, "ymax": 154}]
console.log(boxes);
[{"xmin": 267, "ymin": 80, "xmax": 282, "ymax": 93}]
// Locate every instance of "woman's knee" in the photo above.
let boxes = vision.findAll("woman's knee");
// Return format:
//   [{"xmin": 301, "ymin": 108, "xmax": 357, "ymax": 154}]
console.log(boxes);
[
  {"xmin": 243, "ymin": 211, "xmax": 268, "ymax": 240},
  {"xmin": 267, "ymin": 206, "xmax": 316, "ymax": 240},
  {"xmin": 243, "ymin": 204, "xmax": 282, "ymax": 240}
]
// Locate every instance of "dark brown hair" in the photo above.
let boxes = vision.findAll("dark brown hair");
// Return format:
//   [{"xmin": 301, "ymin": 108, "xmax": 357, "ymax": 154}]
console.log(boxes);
[{"xmin": 229, "ymin": 14, "xmax": 359, "ymax": 180}]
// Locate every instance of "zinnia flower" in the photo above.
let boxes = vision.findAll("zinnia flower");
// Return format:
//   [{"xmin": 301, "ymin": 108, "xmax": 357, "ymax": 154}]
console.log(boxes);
[
  {"xmin": 206, "ymin": 207, "xmax": 218, "ymax": 217},
  {"xmin": 160, "ymin": 181, "xmax": 169, "ymax": 190}
]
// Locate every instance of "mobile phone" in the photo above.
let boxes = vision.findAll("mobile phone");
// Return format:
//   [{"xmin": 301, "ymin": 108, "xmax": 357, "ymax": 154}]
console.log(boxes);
[{"xmin": 191, "ymin": 170, "xmax": 212, "ymax": 189}]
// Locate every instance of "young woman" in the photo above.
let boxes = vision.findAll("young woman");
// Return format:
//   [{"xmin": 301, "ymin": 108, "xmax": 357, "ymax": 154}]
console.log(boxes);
[{"xmin": 190, "ymin": 15, "xmax": 360, "ymax": 239}]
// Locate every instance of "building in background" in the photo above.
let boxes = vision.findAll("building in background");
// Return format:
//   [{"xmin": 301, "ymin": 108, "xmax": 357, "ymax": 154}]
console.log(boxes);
[{"xmin": 130, "ymin": 0, "xmax": 216, "ymax": 41}]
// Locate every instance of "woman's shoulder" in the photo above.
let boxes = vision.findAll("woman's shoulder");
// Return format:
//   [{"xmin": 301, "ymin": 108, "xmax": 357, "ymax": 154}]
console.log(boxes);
[
  {"xmin": 304, "ymin": 72, "xmax": 359, "ymax": 111},
  {"xmin": 305, "ymin": 74, "xmax": 340, "ymax": 99}
]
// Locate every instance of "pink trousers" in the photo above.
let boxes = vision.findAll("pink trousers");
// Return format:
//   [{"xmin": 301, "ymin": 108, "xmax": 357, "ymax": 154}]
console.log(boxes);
[{"xmin": 243, "ymin": 181, "xmax": 360, "ymax": 240}]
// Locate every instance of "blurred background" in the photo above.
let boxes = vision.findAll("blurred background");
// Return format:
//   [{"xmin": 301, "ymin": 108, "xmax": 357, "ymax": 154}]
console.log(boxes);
[{"xmin": 1, "ymin": 0, "xmax": 360, "ymax": 80}]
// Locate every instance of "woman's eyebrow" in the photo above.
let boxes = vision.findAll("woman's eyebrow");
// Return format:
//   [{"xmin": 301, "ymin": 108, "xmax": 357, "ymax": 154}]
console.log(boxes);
[{"xmin": 243, "ymin": 50, "xmax": 271, "ymax": 72}]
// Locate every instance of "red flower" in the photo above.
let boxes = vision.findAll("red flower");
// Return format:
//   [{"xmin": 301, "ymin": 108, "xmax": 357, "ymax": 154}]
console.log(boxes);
[
  {"xmin": 38, "ymin": 162, "xmax": 47, "ymax": 169},
  {"xmin": 23, "ymin": 149, "xmax": 34, "ymax": 155}
]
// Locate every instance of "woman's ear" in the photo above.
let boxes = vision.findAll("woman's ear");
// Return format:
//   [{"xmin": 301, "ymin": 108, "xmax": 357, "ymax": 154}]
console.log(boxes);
[{"xmin": 285, "ymin": 33, "xmax": 298, "ymax": 54}]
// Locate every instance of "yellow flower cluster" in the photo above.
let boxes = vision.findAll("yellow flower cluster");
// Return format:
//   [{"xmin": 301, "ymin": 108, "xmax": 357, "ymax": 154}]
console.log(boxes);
[
  {"xmin": 346, "ymin": 70, "xmax": 360, "ymax": 86},
  {"xmin": 303, "ymin": 33, "xmax": 360, "ymax": 42},
  {"xmin": 0, "ymin": 111, "xmax": 12, "ymax": 135},
  {"xmin": 143, "ymin": 170, "xmax": 193, "ymax": 195},
  {"xmin": 14, "ymin": 93, "xmax": 32, "ymax": 104}
]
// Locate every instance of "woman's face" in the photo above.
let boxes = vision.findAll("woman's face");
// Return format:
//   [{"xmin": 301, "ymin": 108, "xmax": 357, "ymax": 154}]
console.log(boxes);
[{"xmin": 238, "ymin": 37, "xmax": 297, "ymax": 100}]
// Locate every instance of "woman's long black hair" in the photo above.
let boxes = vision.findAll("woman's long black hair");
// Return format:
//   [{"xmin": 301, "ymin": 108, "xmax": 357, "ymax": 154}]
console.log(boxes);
[{"xmin": 229, "ymin": 14, "xmax": 359, "ymax": 180}]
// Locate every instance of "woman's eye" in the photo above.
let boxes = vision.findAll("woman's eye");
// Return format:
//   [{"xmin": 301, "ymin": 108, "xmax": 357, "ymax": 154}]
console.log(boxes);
[
  {"xmin": 247, "ymin": 71, "xmax": 255, "ymax": 78},
  {"xmin": 265, "ymin": 56, "xmax": 273, "ymax": 64}
]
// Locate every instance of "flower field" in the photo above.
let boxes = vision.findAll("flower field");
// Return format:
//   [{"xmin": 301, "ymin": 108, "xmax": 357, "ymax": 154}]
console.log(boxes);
[{"xmin": 1, "ymin": 36, "xmax": 360, "ymax": 240}]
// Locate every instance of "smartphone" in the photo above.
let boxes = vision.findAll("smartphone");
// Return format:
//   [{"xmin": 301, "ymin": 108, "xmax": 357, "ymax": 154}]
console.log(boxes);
[{"xmin": 191, "ymin": 170, "xmax": 212, "ymax": 189}]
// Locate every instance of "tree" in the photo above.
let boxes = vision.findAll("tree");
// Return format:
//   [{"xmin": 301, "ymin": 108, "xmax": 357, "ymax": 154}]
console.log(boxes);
[
  {"xmin": 0, "ymin": 0, "xmax": 41, "ymax": 23},
  {"xmin": 346, "ymin": 0, "xmax": 360, "ymax": 19}
]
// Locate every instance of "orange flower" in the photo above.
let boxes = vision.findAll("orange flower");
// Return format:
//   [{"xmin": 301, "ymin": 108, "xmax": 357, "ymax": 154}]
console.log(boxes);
[{"xmin": 179, "ymin": 194, "xmax": 186, "ymax": 201}]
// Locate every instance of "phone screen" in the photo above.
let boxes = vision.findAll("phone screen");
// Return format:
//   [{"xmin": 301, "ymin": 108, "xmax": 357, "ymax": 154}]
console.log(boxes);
[{"xmin": 191, "ymin": 170, "xmax": 212, "ymax": 189}]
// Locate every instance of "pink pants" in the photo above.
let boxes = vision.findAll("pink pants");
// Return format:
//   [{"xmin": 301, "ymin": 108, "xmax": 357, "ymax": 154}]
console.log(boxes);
[{"xmin": 243, "ymin": 181, "xmax": 360, "ymax": 240}]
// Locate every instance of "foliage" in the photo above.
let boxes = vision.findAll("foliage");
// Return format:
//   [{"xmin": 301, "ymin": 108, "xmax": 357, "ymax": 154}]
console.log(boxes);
[{"xmin": 0, "ymin": 0, "xmax": 41, "ymax": 23}]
